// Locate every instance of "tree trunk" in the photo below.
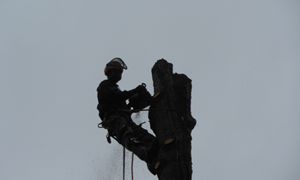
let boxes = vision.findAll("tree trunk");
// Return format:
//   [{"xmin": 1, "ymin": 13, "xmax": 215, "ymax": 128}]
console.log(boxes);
[{"xmin": 149, "ymin": 59, "xmax": 196, "ymax": 180}]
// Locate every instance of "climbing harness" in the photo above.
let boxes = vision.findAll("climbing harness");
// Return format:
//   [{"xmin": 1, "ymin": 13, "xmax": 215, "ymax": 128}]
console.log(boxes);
[{"xmin": 98, "ymin": 122, "xmax": 117, "ymax": 144}]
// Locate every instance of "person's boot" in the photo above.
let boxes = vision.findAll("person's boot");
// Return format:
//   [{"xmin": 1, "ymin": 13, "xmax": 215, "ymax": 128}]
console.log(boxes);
[
  {"xmin": 145, "ymin": 139, "xmax": 160, "ymax": 164},
  {"xmin": 147, "ymin": 162, "xmax": 157, "ymax": 175}
]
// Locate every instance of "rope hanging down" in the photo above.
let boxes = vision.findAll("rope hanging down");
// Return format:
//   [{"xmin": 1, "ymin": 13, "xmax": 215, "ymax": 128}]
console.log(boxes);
[
  {"xmin": 122, "ymin": 147, "xmax": 135, "ymax": 180},
  {"xmin": 123, "ymin": 147, "xmax": 125, "ymax": 180},
  {"xmin": 131, "ymin": 152, "xmax": 134, "ymax": 180}
]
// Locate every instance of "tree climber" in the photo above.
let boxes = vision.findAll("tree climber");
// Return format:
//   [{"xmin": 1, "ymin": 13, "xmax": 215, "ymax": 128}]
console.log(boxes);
[{"xmin": 96, "ymin": 57, "xmax": 160, "ymax": 173}]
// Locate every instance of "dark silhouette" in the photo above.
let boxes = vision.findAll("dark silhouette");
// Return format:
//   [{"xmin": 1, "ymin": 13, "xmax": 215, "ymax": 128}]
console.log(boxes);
[
  {"xmin": 97, "ymin": 58, "xmax": 166, "ymax": 175},
  {"xmin": 97, "ymin": 58, "xmax": 195, "ymax": 179}
]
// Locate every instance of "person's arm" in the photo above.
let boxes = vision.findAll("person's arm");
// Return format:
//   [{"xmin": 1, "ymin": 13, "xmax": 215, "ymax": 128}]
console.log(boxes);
[{"xmin": 100, "ymin": 81, "xmax": 144, "ymax": 103}]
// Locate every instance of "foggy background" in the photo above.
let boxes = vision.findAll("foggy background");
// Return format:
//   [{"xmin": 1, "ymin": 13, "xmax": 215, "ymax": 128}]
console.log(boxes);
[{"xmin": 1, "ymin": 1, "xmax": 299, "ymax": 180}]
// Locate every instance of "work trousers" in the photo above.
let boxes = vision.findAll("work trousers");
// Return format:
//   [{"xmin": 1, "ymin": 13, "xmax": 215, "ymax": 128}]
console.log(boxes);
[{"xmin": 104, "ymin": 112, "xmax": 156, "ymax": 162}]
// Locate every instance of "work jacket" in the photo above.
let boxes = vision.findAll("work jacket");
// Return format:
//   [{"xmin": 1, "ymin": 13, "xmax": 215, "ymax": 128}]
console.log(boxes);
[{"xmin": 97, "ymin": 79, "xmax": 137, "ymax": 120}]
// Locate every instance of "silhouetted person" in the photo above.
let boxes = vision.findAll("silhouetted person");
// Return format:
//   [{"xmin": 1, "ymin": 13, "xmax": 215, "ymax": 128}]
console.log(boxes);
[{"xmin": 96, "ymin": 58, "xmax": 159, "ymax": 173}]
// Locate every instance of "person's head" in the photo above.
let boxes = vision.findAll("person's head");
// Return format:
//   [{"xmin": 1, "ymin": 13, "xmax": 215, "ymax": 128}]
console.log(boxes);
[{"xmin": 104, "ymin": 57, "xmax": 127, "ymax": 83}]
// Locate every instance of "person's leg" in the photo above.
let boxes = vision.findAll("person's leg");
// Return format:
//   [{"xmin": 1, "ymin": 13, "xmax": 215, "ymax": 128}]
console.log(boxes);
[
  {"xmin": 130, "ymin": 121, "xmax": 155, "ymax": 144},
  {"xmin": 110, "ymin": 115, "xmax": 149, "ymax": 161},
  {"xmin": 127, "ymin": 119, "xmax": 160, "ymax": 163}
]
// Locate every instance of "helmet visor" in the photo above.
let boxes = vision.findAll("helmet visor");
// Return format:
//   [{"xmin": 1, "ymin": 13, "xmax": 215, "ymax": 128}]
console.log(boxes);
[{"xmin": 110, "ymin": 58, "xmax": 128, "ymax": 70}]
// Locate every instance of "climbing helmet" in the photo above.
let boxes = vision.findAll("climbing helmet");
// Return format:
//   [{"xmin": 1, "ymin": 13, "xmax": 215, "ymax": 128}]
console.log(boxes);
[{"xmin": 104, "ymin": 57, "xmax": 127, "ymax": 76}]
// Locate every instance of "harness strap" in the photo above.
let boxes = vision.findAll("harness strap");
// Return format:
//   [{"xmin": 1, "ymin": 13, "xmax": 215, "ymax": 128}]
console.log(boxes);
[{"xmin": 98, "ymin": 122, "xmax": 117, "ymax": 144}]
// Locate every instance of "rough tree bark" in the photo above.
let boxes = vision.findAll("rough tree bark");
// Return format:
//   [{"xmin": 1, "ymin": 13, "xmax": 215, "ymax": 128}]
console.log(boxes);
[{"xmin": 149, "ymin": 59, "xmax": 196, "ymax": 180}]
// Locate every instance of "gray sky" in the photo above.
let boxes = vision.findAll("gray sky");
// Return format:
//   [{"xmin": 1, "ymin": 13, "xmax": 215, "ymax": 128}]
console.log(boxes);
[{"xmin": 1, "ymin": 1, "xmax": 300, "ymax": 180}]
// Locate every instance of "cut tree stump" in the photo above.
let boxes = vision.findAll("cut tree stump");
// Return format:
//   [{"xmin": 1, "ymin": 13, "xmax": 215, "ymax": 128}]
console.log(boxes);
[{"xmin": 149, "ymin": 59, "xmax": 196, "ymax": 180}]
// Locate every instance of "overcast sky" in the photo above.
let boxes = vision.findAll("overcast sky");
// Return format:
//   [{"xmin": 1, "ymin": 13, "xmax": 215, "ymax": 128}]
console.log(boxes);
[{"xmin": 1, "ymin": 1, "xmax": 300, "ymax": 180}]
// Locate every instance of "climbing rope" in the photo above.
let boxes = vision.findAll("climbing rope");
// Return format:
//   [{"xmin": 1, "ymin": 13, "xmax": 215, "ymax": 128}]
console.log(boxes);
[
  {"xmin": 122, "ymin": 149, "xmax": 135, "ymax": 180},
  {"xmin": 131, "ymin": 152, "xmax": 134, "ymax": 180},
  {"xmin": 123, "ymin": 147, "xmax": 125, "ymax": 180}
]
